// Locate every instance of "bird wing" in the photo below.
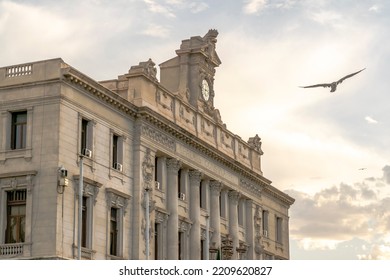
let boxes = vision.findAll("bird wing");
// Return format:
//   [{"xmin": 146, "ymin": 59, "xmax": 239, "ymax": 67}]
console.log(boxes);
[
  {"xmin": 300, "ymin": 83, "xmax": 331, "ymax": 89},
  {"xmin": 336, "ymin": 68, "xmax": 366, "ymax": 84}
]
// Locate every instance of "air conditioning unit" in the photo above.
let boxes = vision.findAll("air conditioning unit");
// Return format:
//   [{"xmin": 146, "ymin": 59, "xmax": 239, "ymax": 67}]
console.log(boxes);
[
  {"xmin": 178, "ymin": 192, "xmax": 186, "ymax": 200},
  {"xmin": 155, "ymin": 181, "xmax": 161, "ymax": 190},
  {"xmin": 113, "ymin": 162, "xmax": 123, "ymax": 172},
  {"xmin": 82, "ymin": 148, "xmax": 92, "ymax": 158},
  {"xmin": 263, "ymin": 230, "xmax": 268, "ymax": 238}
]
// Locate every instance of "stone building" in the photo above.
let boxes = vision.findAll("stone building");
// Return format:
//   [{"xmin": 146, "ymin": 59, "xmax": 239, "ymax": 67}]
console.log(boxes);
[{"xmin": 0, "ymin": 30, "xmax": 294, "ymax": 260}]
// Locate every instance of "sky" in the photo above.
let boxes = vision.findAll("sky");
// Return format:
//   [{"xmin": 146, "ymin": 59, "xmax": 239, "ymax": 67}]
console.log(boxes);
[{"xmin": 1, "ymin": 0, "xmax": 389, "ymax": 260}]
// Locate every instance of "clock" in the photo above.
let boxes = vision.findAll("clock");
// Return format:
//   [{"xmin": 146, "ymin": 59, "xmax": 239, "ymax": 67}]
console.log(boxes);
[{"xmin": 201, "ymin": 79, "xmax": 210, "ymax": 101}]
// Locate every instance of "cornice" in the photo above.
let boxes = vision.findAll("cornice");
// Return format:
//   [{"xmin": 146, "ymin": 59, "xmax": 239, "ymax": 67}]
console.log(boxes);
[
  {"xmin": 60, "ymin": 67, "xmax": 294, "ymax": 207},
  {"xmin": 62, "ymin": 68, "xmax": 138, "ymax": 119},
  {"xmin": 137, "ymin": 106, "xmax": 294, "ymax": 206}
]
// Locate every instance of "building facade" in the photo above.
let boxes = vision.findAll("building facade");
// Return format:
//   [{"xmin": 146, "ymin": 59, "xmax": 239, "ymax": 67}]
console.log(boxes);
[{"xmin": 0, "ymin": 30, "xmax": 294, "ymax": 260}]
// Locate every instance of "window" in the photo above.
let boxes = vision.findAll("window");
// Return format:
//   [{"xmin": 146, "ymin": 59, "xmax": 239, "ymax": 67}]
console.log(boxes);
[
  {"xmin": 80, "ymin": 117, "xmax": 94, "ymax": 155},
  {"xmin": 276, "ymin": 217, "xmax": 283, "ymax": 244},
  {"xmin": 81, "ymin": 196, "xmax": 89, "ymax": 248},
  {"xmin": 178, "ymin": 169, "xmax": 182, "ymax": 194},
  {"xmin": 106, "ymin": 188, "xmax": 129, "ymax": 258},
  {"xmin": 178, "ymin": 231, "xmax": 183, "ymax": 260},
  {"xmin": 6, "ymin": 190, "xmax": 26, "ymax": 243},
  {"xmin": 262, "ymin": 210, "xmax": 269, "ymax": 237},
  {"xmin": 81, "ymin": 119, "xmax": 88, "ymax": 153},
  {"xmin": 219, "ymin": 191, "xmax": 227, "ymax": 218},
  {"xmin": 110, "ymin": 208, "xmax": 118, "ymax": 256},
  {"xmin": 238, "ymin": 199, "xmax": 245, "ymax": 226},
  {"xmin": 200, "ymin": 239, "xmax": 204, "ymax": 260},
  {"xmin": 111, "ymin": 133, "xmax": 123, "ymax": 170},
  {"xmin": 199, "ymin": 183, "xmax": 203, "ymax": 208},
  {"xmin": 154, "ymin": 222, "xmax": 161, "ymax": 260},
  {"xmin": 11, "ymin": 111, "xmax": 27, "ymax": 150},
  {"xmin": 112, "ymin": 135, "xmax": 118, "ymax": 166}
]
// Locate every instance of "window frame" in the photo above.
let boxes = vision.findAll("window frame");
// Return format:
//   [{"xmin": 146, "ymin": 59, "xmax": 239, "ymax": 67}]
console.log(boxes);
[
  {"xmin": 11, "ymin": 111, "xmax": 27, "ymax": 150},
  {"xmin": 105, "ymin": 188, "xmax": 130, "ymax": 259}
]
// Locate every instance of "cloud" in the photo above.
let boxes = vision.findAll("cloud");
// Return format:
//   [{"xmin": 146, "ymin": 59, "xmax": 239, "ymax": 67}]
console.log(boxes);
[
  {"xmin": 143, "ymin": 0, "xmax": 176, "ymax": 18},
  {"xmin": 141, "ymin": 23, "xmax": 171, "ymax": 38},
  {"xmin": 368, "ymin": 5, "xmax": 380, "ymax": 13},
  {"xmin": 189, "ymin": 2, "xmax": 209, "ymax": 13},
  {"xmin": 243, "ymin": 0, "xmax": 268, "ymax": 14},
  {"xmin": 286, "ymin": 165, "xmax": 390, "ymax": 259},
  {"xmin": 365, "ymin": 116, "xmax": 378, "ymax": 124},
  {"xmin": 383, "ymin": 166, "xmax": 390, "ymax": 184}
]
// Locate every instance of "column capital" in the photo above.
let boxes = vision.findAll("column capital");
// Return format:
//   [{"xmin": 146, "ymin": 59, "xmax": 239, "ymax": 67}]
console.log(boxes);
[
  {"xmin": 210, "ymin": 180, "xmax": 222, "ymax": 195},
  {"xmin": 228, "ymin": 190, "xmax": 240, "ymax": 204},
  {"xmin": 188, "ymin": 170, "xmax": 202, "ymax": 184},
  {"xmin": 166, "ymin": 158, "xmax": 181, "ymax": 173}
]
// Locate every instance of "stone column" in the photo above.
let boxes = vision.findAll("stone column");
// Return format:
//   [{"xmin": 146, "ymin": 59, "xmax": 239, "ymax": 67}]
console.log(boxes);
[
  {"xmin": 189, "ymin": 170, "xmax": 202, "ymax": 259},
  {"xmin": 156, "ymin": 157, "xmax": 167, "ymax": 192},
  {"xmin": 166, "ymin": 158, "xmax": 181, "ymax": 259},
  {"xmin": 209, "ymin": 181, "xmax": 222, "ymax": 255},
  {"xmin": 228, "ymin": 191, "xmax": 240, "ymax": 260},
  {"xmin": 245, "ymin": 199, "xmax": 255, "ymax": 259}
]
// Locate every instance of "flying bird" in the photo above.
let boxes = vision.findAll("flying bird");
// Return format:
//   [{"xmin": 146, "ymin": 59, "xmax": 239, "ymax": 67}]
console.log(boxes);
[{"xmin": 300, "ymin": 68, "xmax": 366, "ymax": 92}]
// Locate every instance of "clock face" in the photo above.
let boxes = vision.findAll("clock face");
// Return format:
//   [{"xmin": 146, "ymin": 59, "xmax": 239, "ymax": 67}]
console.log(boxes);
[{"xmin": 201, "ymin": 79, "xmax": 210, "ymax": 101}]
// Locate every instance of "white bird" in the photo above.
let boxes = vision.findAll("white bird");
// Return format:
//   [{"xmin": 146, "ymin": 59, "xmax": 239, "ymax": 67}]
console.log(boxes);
[{"xmin": 300, "ymin": 68, "xmax": 366, "ymax": 92}]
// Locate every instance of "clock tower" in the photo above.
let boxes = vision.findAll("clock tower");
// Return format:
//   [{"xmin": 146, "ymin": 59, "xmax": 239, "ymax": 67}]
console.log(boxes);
[{"xmin": 159, "ymin": 29, "xmax": 221, "ymax": 111}]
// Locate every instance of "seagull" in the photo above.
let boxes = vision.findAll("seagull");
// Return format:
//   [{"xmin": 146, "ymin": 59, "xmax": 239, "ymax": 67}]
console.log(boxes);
[{"xmin": 300, "ymin": 68, "xmax": 366, "ymax": 92}]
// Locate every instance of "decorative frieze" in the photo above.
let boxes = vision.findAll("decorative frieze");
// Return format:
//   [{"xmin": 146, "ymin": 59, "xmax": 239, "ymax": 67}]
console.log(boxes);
[
  {"xmin": 141, "ymin": 124, "xmax": 175, "ymax": 151},
  {"xmin": 240, "ymin": 178, "xmax": 263, "ymax": 198}
]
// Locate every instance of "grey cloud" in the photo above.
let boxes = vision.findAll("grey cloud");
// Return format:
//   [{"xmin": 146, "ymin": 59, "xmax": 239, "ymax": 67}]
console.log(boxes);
[{"xmin": 382, "ymin": 165, "xmax": 390, "ymax": 184}]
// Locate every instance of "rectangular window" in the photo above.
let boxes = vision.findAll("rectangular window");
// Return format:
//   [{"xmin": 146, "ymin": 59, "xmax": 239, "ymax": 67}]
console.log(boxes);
[
  {"xmin": 111, "ymin": 134, "xmax": 123, "ymax": 170},
  {"xmin": 81, "ymin": 196, "xmax": 89, "ymax": 248},
  {"xmin": 199, "ymin": 183, "xmax": 203, "ymax": 208},
  {"xmin": 81, "ymin": 119, "xmax": 88, "ymax": 153},
  {"xmin": 219, "ymin": 191, "xmax": 227, "ymax": 218},
  {"xmin": 80, "ymin": 118, "xmax": 94, "ymax": 156},
  {"xmin": 200, "ymin": 239, "xmax": 204, "ymax": 260},
  {"xmin": 276, "ymin": 217, "xmax": 283, "ymax": 243},
  {"xmin": 178, "ymin": 169, "xmax": 182, "ymax": 194},
  {"xmin": 110, "ymin": 208, "xmax": 118, "ymax": 256},
  {"xmin": 238, "ymin": 200, "xmax": 245, "ymax": 226},
  {"xmin": 11, "ymin": 111, "xmax": 27, "ymax": 150},
  {"xmin": 112, "ymin": 135, "xmax": 118, "ymax": 166},
  {"xmin": 262, "ymin": 210, "xmax": 269, "ymax": 237},
  {"xmin": 154, "ymin": 223, "xmax": 160, "ymax": 260},
  {"xmin": 6, "ymin": 190, "xmax": 26, "ymax": 243},
  {"xmin": 178, "ymin": 232, "xmax": 183, "ymax": 260}
]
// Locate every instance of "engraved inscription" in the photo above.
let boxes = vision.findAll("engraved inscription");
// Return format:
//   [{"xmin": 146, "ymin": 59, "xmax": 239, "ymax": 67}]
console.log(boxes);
[
  {"xmin": 176, "ymin": 144, "xmax": 237, "ymax": 184},
  {"xmin": 141, "ymin": 124, "xmax": 175, "ymax": 151}
]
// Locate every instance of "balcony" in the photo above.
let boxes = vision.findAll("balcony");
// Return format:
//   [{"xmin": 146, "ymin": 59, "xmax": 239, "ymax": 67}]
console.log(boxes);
[{"xmin": 0, "ymin": 243, "xmax": 31, "ymax": 259}]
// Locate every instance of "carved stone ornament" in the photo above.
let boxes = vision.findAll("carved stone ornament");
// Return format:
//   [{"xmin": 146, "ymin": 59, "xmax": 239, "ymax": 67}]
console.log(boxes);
[
  {"xmin": 188, "ymin": 170, "xmax": 202, "ymax": 184},
  {"xmin": 209, "ymin": 181, "xmax": 222, "ymax": 195},
  {"xmin": 248, "ymin": 134, "xmax": 264, "ymax": 155},
  {"xmin": 142, "ymin": 148, "xmax": 154, "ymax": 189},
  {"xmin": 129, "ymin": 58, "xmax": 157, "ymax": 82},
  {"xmin": 141, "ymin": 124, "xmax": 175, "ymax": 151},
  {"xmin": 166, "ymin": 158, "xmax": 181, "ymax": 173},
  {"xmin": 106, "ymin": 191, "xmax": 129, "ymax": 213}
]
